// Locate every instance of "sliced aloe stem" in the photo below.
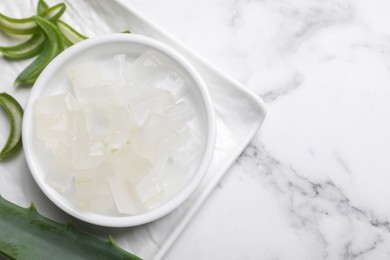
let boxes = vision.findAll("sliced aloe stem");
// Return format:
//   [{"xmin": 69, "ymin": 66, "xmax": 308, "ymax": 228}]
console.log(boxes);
[
  {"xmin": 0, "ymin": 195, "xmax": 141, "ymax": 259},
  {"xmin": 15, "ymin": 16, "xmax": 64, "ymax": 86},
  {"xmin": 0, "ymin": 33, "xmax": 45, "ymax": 60},
  {"xmin": 37, "ymin": 0, "xmax": 87, "ymax": 47},
  {"xmin": 0, "ymin": 93, "xmax": 23, "ymax": 160},
  {"xmin": 37, "ymin": 0, "xmax": 50, "ymax": 15},
  {"xmin": 0, "ymin": 3, "xmax": 66, "ymax": 35},
  {"xmin": 57, "ymin": 20, "xmax": 88, "ymax": 46}
]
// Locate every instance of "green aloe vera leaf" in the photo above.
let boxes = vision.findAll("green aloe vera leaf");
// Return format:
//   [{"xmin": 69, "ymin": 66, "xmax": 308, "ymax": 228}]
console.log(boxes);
[
  {"xmin": 37, "ymin": 0, "xmax": 50, "ymax": 15},
  {"xmin": 38, "ymin": 0, "xmax": 87, "ymax": 47},
  {"xmin": 0, "ymin": 93, "xmax": 23, "ymax": 160},
  {"xmin": 0, "ymin": 3, "xmax": 66, "ymax": 35},
  {"xmin": 0, "ymin": 0, "xmax": 55, "ymax": 60},
  {"xmin": 0, "ymin": 195, "xmax": 141, "ymax": 259},
  {"xmin": 15, "ymin": 16, "xmax": 64, "ymax": 86},
  {"xmin": 56, "ymin": 20, "xmax": 88, "ymax": 46},
  {"xmin": 0, "ymin": 33, "xmax": 44, "ymax": 60}
]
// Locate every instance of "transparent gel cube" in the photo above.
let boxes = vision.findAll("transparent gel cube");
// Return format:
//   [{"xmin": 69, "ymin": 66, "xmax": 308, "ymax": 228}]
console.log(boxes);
[
  {"xmin": 108, "ymin": 144, "xmax": 152, "ymax": 184},
  {"xmin": 170, "ymin": 130, "xmax": 202, "ymax": 165},
  {"xmin": 108, "ymin": 104, "xmax": 138, "ymax": 149},
  {"xmin": 35, "ymin": 113, "xmax": 69, "ymax": 141},
  {"xmin": 83, "ymin": 103, "xmax": 111, "ymax": 143},
  {"xmin": 75, "ymin": 83, "xmax": 113, "ymax": 107},
  {"xmin": 74, "ymin": 165, "xmax": 114, "ymax": 212},
  {"xmin": 153, "ymin": 70, "xmax": 188, "ymax": 99},
  {"xmin": 34, "ymin": 92, "xmax": 80, "ymax": 115},
  {"xmin": 130, "ymin": 88, "xmax": 175, "ymax": 124},
  {"xmin": 131, "ymin": 114, "xmax": 174, "ymax": 159},
  {"xmin": 158, "ymin": 161, "xmax": 190, "ymax": 197},
  {"xmin": 68, "ymin": 112, "xmax": 105, "ymax": 169},
  {"xmin": 124, "ymin": 51, "xmax": 169, "ymax": 88},
  {"xmin": 69, "ymin": 61, "xmax": 104, "ymax": 89},
  {"xmin": 136, "ymin": 171, "xmax": 163, "ymax": 207},
  {"xmin": 163, "ymin": 101, "xmax": 195, "ymax": 130},
  {"xmin": 108, "ymin": 175, "xmax": 145, "ymax": 215}
]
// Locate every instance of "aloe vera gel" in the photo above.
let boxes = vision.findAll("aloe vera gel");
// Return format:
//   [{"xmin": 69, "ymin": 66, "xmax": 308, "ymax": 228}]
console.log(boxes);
[{"xmin": 34, "ymin": 51, "xmax": 201, "ymax": 215}]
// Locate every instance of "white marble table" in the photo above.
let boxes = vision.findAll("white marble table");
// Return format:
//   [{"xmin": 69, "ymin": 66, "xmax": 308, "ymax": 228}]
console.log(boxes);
[
  {"xmin": 0, "ymin": 0, "xmax": 389, "ymax": 259},
  {"xmin": 125, "ymin": 0, "xmax": 390, "ymax": 259}
]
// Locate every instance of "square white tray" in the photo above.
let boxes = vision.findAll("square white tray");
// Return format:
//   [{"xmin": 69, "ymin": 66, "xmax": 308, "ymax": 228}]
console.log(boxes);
[{"xmin": 0, "ymin": 1, "xmax": 266, "ymax": 259}]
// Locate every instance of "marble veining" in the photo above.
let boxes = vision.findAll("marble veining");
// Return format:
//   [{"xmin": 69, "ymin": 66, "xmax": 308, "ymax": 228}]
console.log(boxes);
[
  {"xmin": 1, "ymin": 0, "xmax": 390, "ymax": 259},
  {"xmin": 240, "ymin": 142, "xmax": 390, "ymax": 257},
  {"xmin": 123, "ymin": 0, "xmax": 390, "ymax": 259}
]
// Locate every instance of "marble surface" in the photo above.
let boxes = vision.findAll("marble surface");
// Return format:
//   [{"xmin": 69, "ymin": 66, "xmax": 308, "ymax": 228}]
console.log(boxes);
[
  {"xmin": 125, "ymin": 0, "xmax": 390, "ymax": 259},
  {"xmin": 0, "ymin": 0, "xmax": 389, "ymax": 259}
]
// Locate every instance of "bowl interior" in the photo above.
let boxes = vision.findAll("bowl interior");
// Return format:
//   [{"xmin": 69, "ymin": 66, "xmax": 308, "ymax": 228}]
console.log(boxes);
[{"xmin": 23, "ymin": 34, "xmax": 215, "ymax": 227}]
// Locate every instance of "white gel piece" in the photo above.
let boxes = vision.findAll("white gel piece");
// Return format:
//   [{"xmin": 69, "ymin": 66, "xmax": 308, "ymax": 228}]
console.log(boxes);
[
  {"xmin": 136, "ymin": 171, "xmax": 163, "ymax": 207},
  {"xmin": 132, "ymin": 115, "xmax": 174, "ymax": 159},
  {"xmin": 130, "ymin": 89, "xmax": 175, "ymax": 123},
  {"xmin": 69, "ymin": 61, "xmax": 103, "ymax": 89},
  {"xmin": 109, "ymin": 176, "xmax": 145, "ymax": 215},
  {"xmin": 34, "ymin": 92, "xmax": 79, "ymax": 115},
  {"xmin": 109, "ymin": 144, "xmax": 151, "ymax": 184}
]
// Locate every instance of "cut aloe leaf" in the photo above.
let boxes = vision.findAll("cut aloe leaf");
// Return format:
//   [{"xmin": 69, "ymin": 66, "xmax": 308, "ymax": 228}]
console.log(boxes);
[
  {"xmin": 0, "ymin": 195, "xmax": 141, "ymax": 259},
  {"xmin": 57, "ymin": 20, "xmax": 88, "ymax": 46},
  {"xmin": 0, "ymin": 93, "xmax": 23, "ymax": 160},
  {"xmin": 37, "ymin": 0, "xmax": 50, "ymax": 15},
  {"xmin": 0, "ymin": 3, "xmax": 66, "ymax": 35},
  {"xmin": 15, "ymin": 16, "xmax": 64, "ymax": 86},
  {"xmin": 0, "ymin": 33, "xmax": 44, "ymax": 60},
  {"xmin": 38, "ymin": 1, "xmax": 87, "ymax": 47}
]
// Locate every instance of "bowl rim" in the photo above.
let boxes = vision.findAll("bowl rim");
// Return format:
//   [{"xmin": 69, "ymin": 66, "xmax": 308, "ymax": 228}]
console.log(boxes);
[{"xmin": 22, "ymin": 33, "xmax": 216, "ymax": 227}]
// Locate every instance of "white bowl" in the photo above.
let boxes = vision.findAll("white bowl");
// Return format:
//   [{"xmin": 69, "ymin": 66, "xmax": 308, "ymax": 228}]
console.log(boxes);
[{"xmin": 23, "ymin": 34, "xmax": 216, "ymax": 227}]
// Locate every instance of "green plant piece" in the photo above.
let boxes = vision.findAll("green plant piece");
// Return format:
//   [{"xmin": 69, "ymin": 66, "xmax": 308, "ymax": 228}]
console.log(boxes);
[
  {"xmin": 36, "ymin": 0, "xmax": 87, "ymax": 47},
  {"xmin": 57, "ymin": 20, "xmax": 88, "ymax": 46},
  {"xmin": 0, "ymin": 3, "xmax": 66, "ymax": 35},
  {"xmin": 37, "ymin": 0, "xmax": 50, "ymax": 15},
  {"xmin": 15, "ymin": 16, "xmax": 64, "ymax": 86},
  {"xmin": 0, "ymin": 33, "xmax": 45, "ymax": 60},
  {"xmin": 0, "ymin": 195, "xmax": 141, "ymax": 259},
  {"xmin": 0, "ymin": 93, "xmax": 23, "ymax": 160}
]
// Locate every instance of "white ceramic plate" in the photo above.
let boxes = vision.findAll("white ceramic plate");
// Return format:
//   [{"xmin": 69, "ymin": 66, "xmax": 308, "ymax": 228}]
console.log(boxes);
[{"xmin": 0, "ymin": 0, "xmax": 266, "ymax": 259}]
